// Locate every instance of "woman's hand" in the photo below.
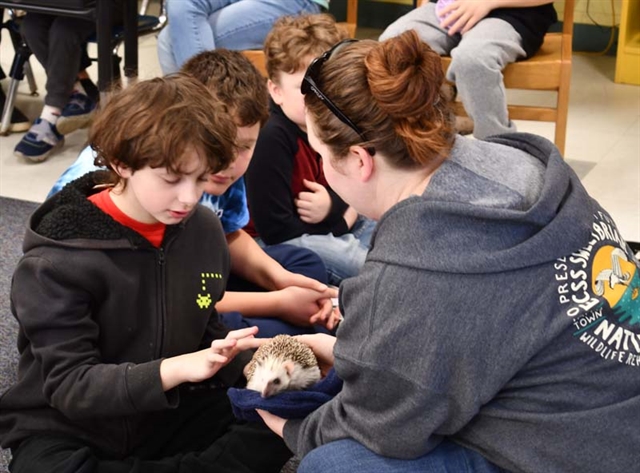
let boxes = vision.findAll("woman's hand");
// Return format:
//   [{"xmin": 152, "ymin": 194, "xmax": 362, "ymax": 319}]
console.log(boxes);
[
  {"xmin": 160, "ymin": 327, "xmax": 260, "ymax": 391},
  {"xmin": 256, "ymin": 409, "xmax": 286, "ymax": 437},
  {"xmin": 295, "ymin": 333, "xmax": 336, "ymax": 376}
]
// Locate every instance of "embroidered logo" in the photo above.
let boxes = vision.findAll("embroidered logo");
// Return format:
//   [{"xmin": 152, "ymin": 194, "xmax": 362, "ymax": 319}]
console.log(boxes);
[{"xmin": 196, "ymin": 272, "xmax": 223, "ymax": 309}]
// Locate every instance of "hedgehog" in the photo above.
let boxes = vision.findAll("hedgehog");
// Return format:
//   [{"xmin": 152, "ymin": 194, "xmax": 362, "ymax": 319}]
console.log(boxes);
[{"xmin": 245, "ymin": 334, "xmax": 321, "ymax": 398}]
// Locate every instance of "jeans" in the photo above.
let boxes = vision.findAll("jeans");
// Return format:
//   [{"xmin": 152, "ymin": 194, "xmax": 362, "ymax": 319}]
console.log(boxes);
[
  {"xmin": 298, "ymin": 439, "xmax": 510, "ymax": 473},
  {"xmin": 263, "ymin": 216, "xmax": 377, "ymax": 287},
  {"xmin": 158, "ymin": 0, "xmax": 323, "ymax": 74}
]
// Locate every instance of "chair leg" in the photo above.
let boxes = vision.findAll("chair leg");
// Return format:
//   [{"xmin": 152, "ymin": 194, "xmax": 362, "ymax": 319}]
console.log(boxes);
[
  {"xmin": 23, "ymin": 62, "xmax": 39, "ymax": 97},
  {"xmin": 554, "ymin": 63, "xmax": 572, "ymax": 156},
  {"xmin": 1, "ymin": 77, "xmax": 23, "ymax": 135},
  {"xmin": 0, "ymin": 44, "xmax": 32, "ymax": 136}
]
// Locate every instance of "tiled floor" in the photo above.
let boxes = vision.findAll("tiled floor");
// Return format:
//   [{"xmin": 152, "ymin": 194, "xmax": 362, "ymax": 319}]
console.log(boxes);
[{"xmin": 0, "ymin": 29, "xmax": 639, "ymax": 242}]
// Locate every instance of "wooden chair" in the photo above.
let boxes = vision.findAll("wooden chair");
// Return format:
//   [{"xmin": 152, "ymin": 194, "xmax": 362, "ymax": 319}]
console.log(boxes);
[
  {"xmin": 417, "ymin": 0, "xmax": 574, "ymax": 154},
  {"xmin": 242, "ymin": 0, "xmax": 358, "ymax": 78}
]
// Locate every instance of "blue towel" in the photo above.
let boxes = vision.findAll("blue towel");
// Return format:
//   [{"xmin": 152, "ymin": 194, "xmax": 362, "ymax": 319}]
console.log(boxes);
[{"xmin": 227, "ymin": 368, "xmax": 343, "ymax": 422}]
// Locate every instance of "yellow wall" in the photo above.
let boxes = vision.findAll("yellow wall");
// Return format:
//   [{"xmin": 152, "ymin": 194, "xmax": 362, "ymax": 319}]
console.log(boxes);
[{"xmin": 568, "ymin": 0, "xmax": 621, "ymax": 26}]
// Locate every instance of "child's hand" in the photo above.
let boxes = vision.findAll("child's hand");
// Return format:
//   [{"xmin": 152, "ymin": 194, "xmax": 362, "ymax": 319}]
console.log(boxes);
[
  {"xmin": 274, "ymin": 286, "xmax": 336, "ymax": 327},
  {"xmin": 310, "ymin": 305, "xmax": 343, "ymax": 332},
  {"xmin": 438, "ymin": 0, "xmax": 493, "ymax": 35},
  {"xmin": 270, "ymin": 267, "xmax": 333, "ymax": 295},
  {"xmin": 160, "ymin": 327, "xmax": 260, "ymax": 391},
  {"xmin": 295, "ymin": 179, "xmax": 331, "ymax": 223}
]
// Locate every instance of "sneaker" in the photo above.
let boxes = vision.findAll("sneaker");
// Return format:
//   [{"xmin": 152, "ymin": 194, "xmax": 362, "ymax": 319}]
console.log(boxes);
[
  {"xmin": 0, "ymin": 87, "xmax": 31, "ymax": 133},
  {"xmin": 14, "ymin": 118, "xmax": 64, "ymax": 163},
  {"xmin": 56, "ymin": 92, "xmax": 96, "ymax": 135}
]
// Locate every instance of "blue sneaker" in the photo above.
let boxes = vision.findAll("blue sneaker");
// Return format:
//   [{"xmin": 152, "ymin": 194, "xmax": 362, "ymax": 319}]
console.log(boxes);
[
  {"xmin": 14, "ymin": 118, "xmax": 64, "ymax": 163},
  {"xmin": 56, "ymin": 92, "xmax": 96, "ymax": 135}
]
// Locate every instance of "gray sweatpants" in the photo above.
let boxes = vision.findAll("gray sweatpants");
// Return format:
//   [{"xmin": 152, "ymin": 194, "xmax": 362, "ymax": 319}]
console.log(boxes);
[{"xmin": 379, "ymin": 3, "xmax": 526, "ymax": 139}]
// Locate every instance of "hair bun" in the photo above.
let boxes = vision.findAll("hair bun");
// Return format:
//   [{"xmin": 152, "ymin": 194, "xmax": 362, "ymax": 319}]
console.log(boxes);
[{"xmin": 365, "ymin": 30, "xmax": 444, "ymax": 121}]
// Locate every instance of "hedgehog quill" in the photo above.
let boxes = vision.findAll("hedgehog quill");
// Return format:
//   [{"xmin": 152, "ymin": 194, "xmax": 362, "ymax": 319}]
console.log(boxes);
[{"xmin": 245, "ymin": 335, "xmax": 321, "ymax": 398}]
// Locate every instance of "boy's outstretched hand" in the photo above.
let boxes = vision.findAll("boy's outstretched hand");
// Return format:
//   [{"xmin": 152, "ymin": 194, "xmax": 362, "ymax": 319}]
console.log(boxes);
[{"xmin": 160, "ymin": 327, "xmax": 261, "ymax": 391}]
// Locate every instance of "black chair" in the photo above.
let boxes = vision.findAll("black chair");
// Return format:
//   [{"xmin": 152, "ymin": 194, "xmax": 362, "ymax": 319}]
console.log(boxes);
[
  {"xmin": 0, "ymin": 0, "xmax": 166, "ymax": 135},
  {"xmin": 86, "ymin": 0, "xmax": 166, "ymax": 82}
]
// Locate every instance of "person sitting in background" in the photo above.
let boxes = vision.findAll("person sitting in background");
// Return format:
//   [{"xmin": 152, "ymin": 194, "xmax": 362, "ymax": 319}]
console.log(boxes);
[
  {"xmin": 258, "ymin": 31, "xmax": 640, "ymax": 473},
  {"xmin": 380, "ymin": 0, "xmax": 557, "ymax": 139},
  {"xmin": 13, "ymin": 2, "xmax": 125, "ymax": 163},
  {"xmin": 157, "ymin": 0, "xmax": 328, "ymax": 74},
  {"xmin": 49, "ymin": 49, "xmax": 340, "ymax": 337},
  {"xmin": 245, "ymin": 14, "xmax": 376, "ymax": 286}
]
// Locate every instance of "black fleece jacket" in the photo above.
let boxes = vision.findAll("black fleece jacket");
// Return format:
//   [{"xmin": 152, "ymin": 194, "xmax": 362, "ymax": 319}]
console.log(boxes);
[{"xmin": 0, "ymin": 172, "xmax": 250, "ymax": 456}]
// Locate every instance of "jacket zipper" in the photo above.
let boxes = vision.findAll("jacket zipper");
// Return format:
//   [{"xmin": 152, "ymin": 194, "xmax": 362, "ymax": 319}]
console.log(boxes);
[{"xmin": 156, "ymin": 247, "xmax": 166, "ymax": 359}]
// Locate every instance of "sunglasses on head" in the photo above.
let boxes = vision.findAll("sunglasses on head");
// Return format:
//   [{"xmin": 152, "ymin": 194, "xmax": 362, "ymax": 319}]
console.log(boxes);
[{"xmin": 302, "ymin": 39, "xmax": 375, "ymax": 155}]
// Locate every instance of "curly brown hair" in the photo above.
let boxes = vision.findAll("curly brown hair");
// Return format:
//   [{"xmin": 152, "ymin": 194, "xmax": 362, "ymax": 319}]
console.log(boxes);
[
  {"xmin": 89, "ymin": 74, "xmax": 236, "ymax": 185},
  {"xmin": 304, "ymin": 30, "xmax": 455, "ymax": 170},
  {"xmin": 264, "ymin": 13, "xmax": 349, "ymax": 82},
  {"xmin": 181, "ymin": 49, "xmax": 269, "ymax": 127}
]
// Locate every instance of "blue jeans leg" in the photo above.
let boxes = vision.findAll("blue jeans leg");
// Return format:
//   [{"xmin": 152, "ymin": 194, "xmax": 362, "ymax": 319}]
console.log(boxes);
[
  {"xmin": 159, "ymin": 0, "xmax": 322, "ymax": 74},
  {"xmin": 281, "ymin": 217, "xmax": 376, "ymax": 286},
  {"xmin": 298, "ymin": 439, "xmax": 509, "ymax": 473}
]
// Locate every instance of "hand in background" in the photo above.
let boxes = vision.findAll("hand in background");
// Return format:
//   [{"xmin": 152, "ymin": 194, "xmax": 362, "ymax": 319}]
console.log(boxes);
[
  {"xmin": 295, "ymin": 179, "xmax": 332, "ymax": 223},
  {"xmin": 438, "ymin": 0, "xmax": 493, "ymax": 35},
  {"xmin": 160, "ymin": 327, "xmax": 260, "ymax": 391}
]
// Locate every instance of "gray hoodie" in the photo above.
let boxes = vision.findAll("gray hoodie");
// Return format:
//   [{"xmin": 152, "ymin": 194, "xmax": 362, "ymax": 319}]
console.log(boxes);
[{"xmin": 283, "ymin": 134, "xmax": 640, "ymax": 473}]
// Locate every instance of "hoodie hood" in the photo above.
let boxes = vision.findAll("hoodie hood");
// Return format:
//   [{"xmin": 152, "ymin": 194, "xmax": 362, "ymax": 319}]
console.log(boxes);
[
  {"xmin": 24, "ymin": 171, "xmax": 159, "ymax": 254},
  {"xmin": 371, "ymin": 133, "xmax": 598, "ymax": 273}
]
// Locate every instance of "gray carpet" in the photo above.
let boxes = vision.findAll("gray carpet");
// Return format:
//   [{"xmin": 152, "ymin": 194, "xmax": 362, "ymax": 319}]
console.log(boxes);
[{"xmin": 0, "ymin": 196, "xmax": 38, "ymax": 472}]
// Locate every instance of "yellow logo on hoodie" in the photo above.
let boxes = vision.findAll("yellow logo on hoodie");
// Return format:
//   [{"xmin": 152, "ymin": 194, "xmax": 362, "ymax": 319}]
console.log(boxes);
[{"xmin": 196, "ymin": 272, "xmax": 223, "ymax": 309}]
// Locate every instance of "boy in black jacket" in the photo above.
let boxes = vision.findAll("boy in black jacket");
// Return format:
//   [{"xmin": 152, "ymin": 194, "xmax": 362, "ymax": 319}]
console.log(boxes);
[{"xmin": 0, "ymin": 75, "xmax": 291, "ymax": 473}]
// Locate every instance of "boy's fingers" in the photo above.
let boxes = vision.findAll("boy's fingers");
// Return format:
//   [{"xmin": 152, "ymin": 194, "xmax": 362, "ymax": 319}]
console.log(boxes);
[
  {"xmin": 226, "ymin": 326, "xmax": 259, "ymax": 340},
  {"xmin": 211, "ymin": 339, "xmax": 237, "ymax": 350},
  {"xmin": 207, "ymin": 353, "xmax": 229, "ymax": 363},
  {"xmin": 236, "ymin": 336, "xmax": 269, "ymax": 351}
]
